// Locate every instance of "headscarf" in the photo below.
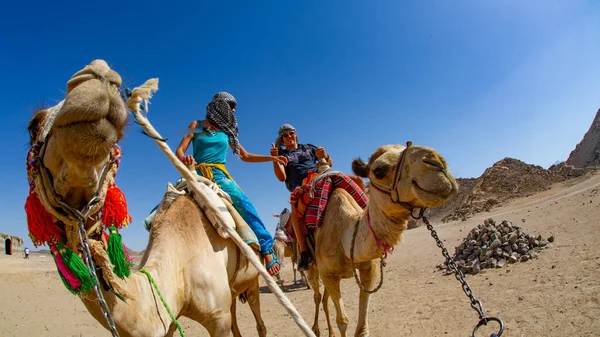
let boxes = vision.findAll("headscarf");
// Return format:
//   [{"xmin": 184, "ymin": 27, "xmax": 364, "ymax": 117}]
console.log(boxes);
[
  {"xmin": 206, "ymin": 92, "xmax": 240, "ymax": 156},
  {"xmin": 275, "ymin": 123, "xmax": 296, "ymax": 149}
]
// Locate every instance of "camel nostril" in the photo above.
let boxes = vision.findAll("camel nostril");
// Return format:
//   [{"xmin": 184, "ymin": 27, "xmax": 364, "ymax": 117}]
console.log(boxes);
[{"xmin": 423, "ymin": 159, "xmax": 444, "ymax": 170}]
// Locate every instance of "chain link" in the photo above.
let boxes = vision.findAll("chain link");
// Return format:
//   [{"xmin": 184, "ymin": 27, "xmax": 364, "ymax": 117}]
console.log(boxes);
[
  {"xmin": 59, "ymin": 199, "xmax": 120, "ymax": 337},
  {"xmin": 416, "ymin": 210, "xmax": 504, "ymax": 337}
]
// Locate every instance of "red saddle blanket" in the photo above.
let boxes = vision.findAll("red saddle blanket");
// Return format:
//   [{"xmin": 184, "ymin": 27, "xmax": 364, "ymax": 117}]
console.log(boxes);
[{"xmin": 289, "ymin": 172, "xmax": 368, "ymax": 232}]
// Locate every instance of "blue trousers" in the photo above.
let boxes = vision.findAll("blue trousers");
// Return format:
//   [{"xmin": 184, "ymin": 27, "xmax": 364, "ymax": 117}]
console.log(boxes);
[{"xmin": 202, "ymin": 168, "xmax": 274, "ymax": 255}]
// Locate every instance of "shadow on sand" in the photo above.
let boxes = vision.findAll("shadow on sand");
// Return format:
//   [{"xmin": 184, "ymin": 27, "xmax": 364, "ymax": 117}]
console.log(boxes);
[{"xmin": 260, "ymin": 281, "xmax": 311, "ymax": 294}]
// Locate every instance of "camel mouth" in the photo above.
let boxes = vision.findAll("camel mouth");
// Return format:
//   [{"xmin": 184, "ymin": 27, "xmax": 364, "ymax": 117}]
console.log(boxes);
[
  {"xmin": 411, "ymin": 174, "xmax": 457, "ymax": 201},
  {"xmin": 422, "ymin": 159, "xmax": 445, "ymax": 171}
]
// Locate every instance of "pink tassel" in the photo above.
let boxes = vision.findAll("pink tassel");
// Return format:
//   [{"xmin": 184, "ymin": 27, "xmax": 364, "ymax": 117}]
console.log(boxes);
[
  {"xmin": 51, "ymin": 245, "xmax": 82, "ymax": 290},
  {"xmin": 122, "ymin": 243, "xmax": 135, "ymax": 263}
]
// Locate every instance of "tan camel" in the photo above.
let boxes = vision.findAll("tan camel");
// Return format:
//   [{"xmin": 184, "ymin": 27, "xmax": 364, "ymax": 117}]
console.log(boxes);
[
  {"xmin": 26, "ymin": 60, "xmax": 266, "ymax": 337},
  {"xmin": 272, "ymin": 239, "xmax": 309, "ymax": 290},
  {"xmin": 303, "ymin": 144, "xmax": 458, "ymax": 337}
]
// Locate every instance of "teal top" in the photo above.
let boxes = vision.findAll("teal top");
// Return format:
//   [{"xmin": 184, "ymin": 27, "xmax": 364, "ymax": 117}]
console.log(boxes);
[{"xmin": 192, "ymin": 126, "xmax": 230, "ymax": 164}]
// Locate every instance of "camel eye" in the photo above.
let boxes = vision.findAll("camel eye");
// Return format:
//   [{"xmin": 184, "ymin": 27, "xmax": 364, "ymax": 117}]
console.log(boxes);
[{"xmin": 372, "ymin": 165, "xmax": 388, "ymax": 179}]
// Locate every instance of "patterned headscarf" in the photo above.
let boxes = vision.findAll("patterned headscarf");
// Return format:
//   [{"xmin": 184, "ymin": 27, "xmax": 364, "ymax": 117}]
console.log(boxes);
[
  {"xmin": 206, "ymin": 92, "xmax": 240, "ymax": 156},
  {"xmin": 275, "ymin": 123, "xmax": 296, "ymax": 149}
]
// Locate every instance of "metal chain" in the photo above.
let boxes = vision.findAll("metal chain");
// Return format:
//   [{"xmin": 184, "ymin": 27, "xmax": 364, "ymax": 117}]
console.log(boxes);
[
  {"xmin": 350, "ymin": 219, "xmax": 386, "ymax": 294},
  {"xmin": 415, "ymin": 209, "xmax": 504, "ymax": 337},
  {"xmin": 59, "ymin": 197, "xmax": 120, "ymax": 337}
]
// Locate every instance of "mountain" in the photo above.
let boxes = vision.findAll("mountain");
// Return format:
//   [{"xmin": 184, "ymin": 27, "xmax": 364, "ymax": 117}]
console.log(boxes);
[{"xmin": 566, "ymin": 109, "xmax": 600, "ymax": 168}]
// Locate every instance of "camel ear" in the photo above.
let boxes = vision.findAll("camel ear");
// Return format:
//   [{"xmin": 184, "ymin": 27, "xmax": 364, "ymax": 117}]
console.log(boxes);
[
  {"xmin": 28, "ymin": 109, "xmax": 48, "ymax": 144},
  {"xmin": 352, "ymin": 158, "xmax": 369, "ymax": 178}
]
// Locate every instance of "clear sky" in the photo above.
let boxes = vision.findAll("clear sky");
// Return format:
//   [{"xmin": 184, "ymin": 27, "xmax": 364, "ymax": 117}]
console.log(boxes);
[{"xmin": 1, "ymin": 1, "xmax": 599, "ymax": 252}]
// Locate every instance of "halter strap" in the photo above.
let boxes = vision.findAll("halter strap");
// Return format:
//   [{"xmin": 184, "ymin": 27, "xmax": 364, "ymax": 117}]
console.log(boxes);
[
  {"xmin": 368, "ymin": 142, "xmax": 415, "ymax": 212},
  {"xmin": 367, "ymin": 211, "xmax": 394, "ymax": 258}
]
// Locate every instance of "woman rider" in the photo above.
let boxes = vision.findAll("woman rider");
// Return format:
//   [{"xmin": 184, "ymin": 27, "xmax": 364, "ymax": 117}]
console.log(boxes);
[{"xmin": 176, "ymin": 92, "xmax": 287, "ymax": 275}]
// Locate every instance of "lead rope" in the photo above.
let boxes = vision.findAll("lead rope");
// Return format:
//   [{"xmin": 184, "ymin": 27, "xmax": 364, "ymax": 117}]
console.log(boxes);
[
  {"xmin": 414, "ymin": 209, "xmax": 505, "ymax": 337},
  {"xmin": 139, "ymin": 269, "xmax": 185, "ymax": 337}
]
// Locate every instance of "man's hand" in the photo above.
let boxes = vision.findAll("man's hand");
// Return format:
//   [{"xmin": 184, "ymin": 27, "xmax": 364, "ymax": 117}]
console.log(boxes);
[
  {"xmin": 315, "ymin": 146, "xmax": 328, "ymax": 160},
  {"xmin": 270, "ymin": 143, "xmax": 279, "ymax": 156}
]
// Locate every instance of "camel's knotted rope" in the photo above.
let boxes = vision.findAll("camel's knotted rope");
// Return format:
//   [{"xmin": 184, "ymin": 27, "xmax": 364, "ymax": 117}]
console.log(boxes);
[{"xmin": 125, "ymin": 79, "xmax": 316, "ymax": 337}]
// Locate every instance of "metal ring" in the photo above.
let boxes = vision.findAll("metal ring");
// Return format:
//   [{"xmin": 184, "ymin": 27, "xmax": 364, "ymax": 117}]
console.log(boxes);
[{"xmin": 472, "ymin": 316, "xmax": 504, "ymax": 337}]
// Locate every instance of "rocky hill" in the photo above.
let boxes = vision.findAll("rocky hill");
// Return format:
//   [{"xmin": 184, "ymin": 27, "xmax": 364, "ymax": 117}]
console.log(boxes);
[
  {"xmin": 423, "ymin": 108, "xmax": 600, "ymax": 223},
  {"xmin": 427, "ymin": 157, "xmax": 588, "ymax": 223},
  {"xmin": 566, "ymin": 108, "xmax": 600, "ymax": 168}
]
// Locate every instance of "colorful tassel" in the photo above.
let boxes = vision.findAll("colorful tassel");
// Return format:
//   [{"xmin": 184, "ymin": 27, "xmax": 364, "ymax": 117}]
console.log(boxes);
[
  {"xmin": 25, "ymin": 190, "xmax": 61, "ymax": 247},
  {"xmin": 51, "ymin": 245, "xmax": 82, "ymax": 293},
  {"xmin": 108, "ymin": 226, "xmax": 133, "ymax": 278},
  {"xmin": 123, "ymin": 242, "xmax": 135, "ymax": 264},
  {"xmin": 51, "ymin": 243, "xmax": 95, "ymax": 294},
  {"xmin": 102, "ymin": 184, "xmax": 132, "ymax": 229}
]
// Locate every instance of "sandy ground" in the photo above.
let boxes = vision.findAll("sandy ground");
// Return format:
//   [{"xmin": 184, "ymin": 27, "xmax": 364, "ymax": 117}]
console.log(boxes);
[{"xmin": 2, "ymin": 172, "xmax": 599, "ymax": 337}]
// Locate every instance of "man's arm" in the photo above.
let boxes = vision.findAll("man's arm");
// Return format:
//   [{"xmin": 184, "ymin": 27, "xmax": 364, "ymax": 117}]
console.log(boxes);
[{"xmin": 271, "ymin": 143, "xmax": 286, "ymax": 182}]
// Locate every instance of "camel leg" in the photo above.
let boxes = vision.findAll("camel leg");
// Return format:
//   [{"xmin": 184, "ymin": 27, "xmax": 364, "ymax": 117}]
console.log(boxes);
[
  {"xmin": 322, "ymin": 289, "xmax": 335, "ymax": 337},
  {"xmin": 231, "ymin": 298, "xmax": 242, "ymax": 337},
  {"xmin": 322, "ymin": 276, "xmax": 349, "ymax": 337},
  {"xmin": 293, "ymin": 261, "xmax": 298, "ymax": 285},
  {"xmin": 355, "ymin": 263, "xmax": 376, "ymax": 337},
  {"xmin": 203, "ymin": 313, "xmax": 232, "ymax": 337},
  {"xmin": 306, "ymin": 268, "xmax": 322, "ymax": 337},
  {"xmin": 274, "ymin": 273, "xmax": 287, "ymax": 291},
  {"xmin": 245, "ymin": 280, "xmax": 267, "ymax": 337},
  {"xmin": 301, "ymin": 270, "xmax": 311, "ymax": 289}
]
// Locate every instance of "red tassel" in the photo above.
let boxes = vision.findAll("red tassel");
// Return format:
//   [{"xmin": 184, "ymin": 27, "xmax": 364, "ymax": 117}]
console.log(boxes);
[
  {"xmin": 25, "ymin": 191, "xmax": 61, "ymax": 247},
  {"xmin": 102, "ymin": 184, "xmax": 132, "ymax": 229}
]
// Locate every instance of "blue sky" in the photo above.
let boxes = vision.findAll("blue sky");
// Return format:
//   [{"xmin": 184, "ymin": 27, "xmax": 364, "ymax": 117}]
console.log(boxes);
[{"xmin": 1, "ymin": 1, "xmax": 599, "ymax": 252}]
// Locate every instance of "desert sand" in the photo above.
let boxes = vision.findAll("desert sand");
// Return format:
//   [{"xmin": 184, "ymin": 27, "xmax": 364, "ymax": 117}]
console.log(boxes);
[{"xmin": 2, "ymin": 172, "xmax": 599, "ymax": 337}]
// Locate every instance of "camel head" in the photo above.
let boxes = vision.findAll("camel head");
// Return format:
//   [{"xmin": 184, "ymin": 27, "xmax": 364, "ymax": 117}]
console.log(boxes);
[
  {"xmin": 352, "ymin": 144, "xmax": 457, "ymax": 215},
  {"xmin": 27, "ymin": 60, "xmax": 127, "ymax": 210}
]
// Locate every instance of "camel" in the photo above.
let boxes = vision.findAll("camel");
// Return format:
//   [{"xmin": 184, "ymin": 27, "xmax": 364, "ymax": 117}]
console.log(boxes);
[
  {"xmin": 302, "ymin": 144, "xmax": 458, "ymax": 337},
  {"xmin": 272, "ymin": 238, "xmax": 309, "ymax": 290},
  {"xmin": 25, "ymin": 60, "xmax": 268, "ymax": 337}
]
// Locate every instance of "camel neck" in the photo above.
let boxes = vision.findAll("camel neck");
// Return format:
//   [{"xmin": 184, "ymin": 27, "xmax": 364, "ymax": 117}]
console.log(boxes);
[{"xmin": 350, "ymin": 205, "xmax": 410, "ymax": 262}]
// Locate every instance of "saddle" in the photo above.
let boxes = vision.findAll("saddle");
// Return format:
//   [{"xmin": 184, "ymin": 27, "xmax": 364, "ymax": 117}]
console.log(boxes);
[{"xmin": 143, "ymin": 177, "xmax": 260, "ymax": 251}]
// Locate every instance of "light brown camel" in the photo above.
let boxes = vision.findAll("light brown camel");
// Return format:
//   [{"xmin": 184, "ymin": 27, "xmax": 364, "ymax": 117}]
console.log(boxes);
[
  {"xmin": 272, "ymin": 239, "xmax": 309, "ymax": 290},
  {"xmin": 303, "ymin": 144, "xmax": 458, "ymax": 337},
  {"xmin": 26, "ymin": 60, "xmax": 266, "ymax": 337}
]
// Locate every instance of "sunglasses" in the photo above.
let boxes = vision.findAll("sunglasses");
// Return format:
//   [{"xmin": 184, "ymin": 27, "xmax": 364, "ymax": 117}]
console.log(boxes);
[{"xmin": 282, "ymin": 131, "xmax": 296, "ymax": 138}]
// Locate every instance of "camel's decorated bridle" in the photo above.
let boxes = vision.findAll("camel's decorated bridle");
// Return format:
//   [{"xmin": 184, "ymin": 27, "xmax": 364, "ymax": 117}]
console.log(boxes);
[{"xmin": 25, "ymin": 100, "xmax": 132, "ymax": 337}]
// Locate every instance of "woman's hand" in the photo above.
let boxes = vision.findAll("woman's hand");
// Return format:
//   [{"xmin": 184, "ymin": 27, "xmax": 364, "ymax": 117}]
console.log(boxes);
[
  {"xmin": 180, "ymin": 155, "xmax": 195, "ymax": 166},
  {"xmin": 272, "ymin": 155, "xmax": 288, "ymax": 166}
]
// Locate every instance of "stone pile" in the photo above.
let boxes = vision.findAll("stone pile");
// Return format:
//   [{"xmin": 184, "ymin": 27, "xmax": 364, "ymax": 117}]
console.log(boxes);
[{"xmin": 440, "ymin": 218, "xmax": 554, "ymax": 275}]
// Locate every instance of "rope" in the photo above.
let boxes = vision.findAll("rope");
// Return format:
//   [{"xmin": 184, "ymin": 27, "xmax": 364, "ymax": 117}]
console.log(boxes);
[
  {"xmin": 350, "ymin": 219, "xmax": 386, "ymax": 294},
  {"xmin": 126, "ymin": 82, "xmax": 316, "ymax": 337},
  {"xmin": 139, "ymin": 269, "xmax": 185, "ymax": 337},
  {"xmin": 229, "ymin": 247, "xmax": 241, "ymax": 287}
]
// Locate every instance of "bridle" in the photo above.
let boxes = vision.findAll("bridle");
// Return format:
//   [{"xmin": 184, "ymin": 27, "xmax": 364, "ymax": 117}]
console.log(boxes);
[
  {"xmin": 29, "ymin": 114, "xmax": 118, "ymax": 228},
  {"xmin": 367, "ymin": 142, "xmax": 421, "ymax": 214}
]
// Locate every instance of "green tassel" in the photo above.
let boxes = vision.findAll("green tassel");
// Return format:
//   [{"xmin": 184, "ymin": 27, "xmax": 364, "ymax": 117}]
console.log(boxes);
[
  {"xmin": 108, "ymin": 226, "xmax": 133, "ymax": 279},
  {"xmin": 58, "ymin": 243, "xmax": 96, "ymax": 293}
]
